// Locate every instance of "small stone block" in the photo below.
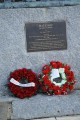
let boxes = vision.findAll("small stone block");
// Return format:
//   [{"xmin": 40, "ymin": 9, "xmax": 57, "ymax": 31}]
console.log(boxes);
[{"xmin": 0, "ymin": 102, "xmax": 11, "ymax": 120}]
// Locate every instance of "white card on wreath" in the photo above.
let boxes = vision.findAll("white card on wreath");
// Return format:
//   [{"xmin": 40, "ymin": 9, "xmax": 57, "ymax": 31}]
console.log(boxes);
[
  {"xmin": 51, "ymin": 69, "xmax": 60, "ymax": 79},
  {"xmin": 10, "ymin": 78, "xmax": 35, "ymax": 87}
]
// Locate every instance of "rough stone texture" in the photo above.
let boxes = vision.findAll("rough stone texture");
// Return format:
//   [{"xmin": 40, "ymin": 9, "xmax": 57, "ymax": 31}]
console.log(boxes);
[
  {"xmin": 11, "ymin": 90, "xmax": 80, "ymax": 119},
  {"xmin": 56, "ymin": 115, "xmax": 80, "ymax": 120},
  {"xmin": 0, "ymin": 5, "xmax": 80, "ymax": 96},
  {"xmin": 33, "ymin": 115, "xmax": 80, "ymax": 120},
  {"xmin": 0, "ymin": 96, "xmax": 16, "ymax": 102},
  {"xmin": 0, "ymin": 102, "xmax": 11, "ymax": 120}
]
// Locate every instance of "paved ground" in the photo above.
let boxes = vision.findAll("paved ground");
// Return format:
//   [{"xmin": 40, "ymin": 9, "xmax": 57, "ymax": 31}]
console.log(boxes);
[
  {"xmin": 11, "ymin": 90, "xmax": 80, "ymax": 120},
  {"xmin": 0, "ymin": 102, "xmax": 11, "ymax": 120},
  {"xmin": 33, "ymin": 115, "xmax": 80, "ymax": 120},
  {"xmin": 0, "ymin": 90, "xmax": 80, "ymax": 120}
]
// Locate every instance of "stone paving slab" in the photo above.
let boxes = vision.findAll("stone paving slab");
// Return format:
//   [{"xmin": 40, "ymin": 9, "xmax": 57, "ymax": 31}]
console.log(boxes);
[
  {"xmin": 11, "ymin": 90, "xmax": 80, "ymax": 120},
  {"xmin": 0, "ymin": 96, "xmax": 16, "ymax": 102},
  {"xmin": 57, "ymin": 115, "xmax": 80, "ymax": 120},
  {"xmin": 0, "ymin": 102, "xmax": 11, "ymax": 120},
  {"xmin": 33, "ymin": 115, "xmax": 80, "ymax": 120}
]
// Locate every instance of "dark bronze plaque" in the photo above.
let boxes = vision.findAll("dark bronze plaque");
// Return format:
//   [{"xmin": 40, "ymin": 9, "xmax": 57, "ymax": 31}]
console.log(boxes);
[{"xmin": 26, "ymin": 21, "xmax": 67, "ymax": 52}]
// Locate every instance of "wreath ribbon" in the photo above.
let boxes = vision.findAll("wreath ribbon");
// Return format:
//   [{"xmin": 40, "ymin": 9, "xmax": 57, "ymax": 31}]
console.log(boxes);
[
  {"xmin": 50, "ymin": 68, "xmax": 66, "ymax": 80},
  {"xmin": 59, "ymin": 68, "xmax": 66, "ymax": 79},
  {"xmin": 10, "ymin": 78, "xmax": 35, "ymax": 87}
]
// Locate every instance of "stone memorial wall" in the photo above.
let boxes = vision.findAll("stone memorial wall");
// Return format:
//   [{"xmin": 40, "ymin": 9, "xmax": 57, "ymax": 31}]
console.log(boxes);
[{"xmin": 0, "ymin": 5, "xmax": 80, "ymax": 96}]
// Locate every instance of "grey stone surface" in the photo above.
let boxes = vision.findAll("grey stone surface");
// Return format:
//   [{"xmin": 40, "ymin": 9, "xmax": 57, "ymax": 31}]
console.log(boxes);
[
  {"xmin": 0, "ymin": 0, "xmax": 80, "ymax": 9},
  {"xmin": 56, "ymin": 115, "xmax": 80, "ymax": 120},
  {"xmin": 0, "ymin": 102, "xmax": 11, "ymax": 120},
  {"xmin": 33, "ymin": 115, "xmax": 80, "ymax": 120},
  {"xmin": 0, "ymin": 5, "xmax": 80, "ymax": 96},
  {"xmin": 12, "ymin": 90, "xmax": 80, "ymax": 119},
  {"xmin": 0, "ymin": 96, "xmax": 16, "ymax": 102}
]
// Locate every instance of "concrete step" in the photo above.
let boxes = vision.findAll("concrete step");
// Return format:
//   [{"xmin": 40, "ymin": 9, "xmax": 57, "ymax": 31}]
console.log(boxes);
[
  {"xmin": 56, "ymin": 115, "xmax": 80, "ymax": 120},
  {"xmin": 33, "ymin": 115, "xmax": 80, "ymax": 120},
  {"xmin": 11, "ymin": 90, "xmax": 80, "ymax": 120},
  {"xmin": 0, "ymin": 90, "xmax": 80, "ymax": 120}
]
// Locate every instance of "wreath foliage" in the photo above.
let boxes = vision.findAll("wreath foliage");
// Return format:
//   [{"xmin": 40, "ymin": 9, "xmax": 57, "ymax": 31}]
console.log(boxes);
[{"xmin": 38, "ymin": 61, "xmax": 76, "ymax": 95}]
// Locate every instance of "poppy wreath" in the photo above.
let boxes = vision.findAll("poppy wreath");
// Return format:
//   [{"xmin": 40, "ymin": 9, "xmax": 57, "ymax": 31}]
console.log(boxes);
[
  {"xmin": 8, "ymin": 68, "xmax": 39, "ymax": 99},
  {"xmin": 38, "ymin": 61, "xmax": 76, "ymax": 95}
]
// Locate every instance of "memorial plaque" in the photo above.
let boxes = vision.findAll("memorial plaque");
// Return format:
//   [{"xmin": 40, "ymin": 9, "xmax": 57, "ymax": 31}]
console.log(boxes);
[{"xmin": 26, "ymin": 21, "xmax": 67, "ymax": 52}]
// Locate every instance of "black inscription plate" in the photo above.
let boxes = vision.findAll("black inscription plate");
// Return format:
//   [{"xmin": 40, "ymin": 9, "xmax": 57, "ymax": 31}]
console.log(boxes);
[{"xmin": 26, "ymin": 21, "xmax": 67, "ymax": 52}]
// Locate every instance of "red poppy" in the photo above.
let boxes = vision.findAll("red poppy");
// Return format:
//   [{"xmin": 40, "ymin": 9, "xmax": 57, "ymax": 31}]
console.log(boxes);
[
  {"xmin": 63, "ymin": 83, "xmax": 69, "ymax": 89},
  {"xmin": 69, "ymin": 85, "xmax": 74, "ymax": 91},
  {"xmin": 42, "ymin": 65, "xmax": 51, "ymax": 74},
  {"xmin": 50, "ymin": 61, "xmax": 58, "ymax": 68},
  {"xmin": 68, "ymin": 76, "xmax": 74, "ymax": 82},
  {"xmin": 64, "ymin": 64, "xmax": 70, "ymax": 70},
  {"xmin": 56, "ymin": 61, "xmax": 63, "ymax": 68},
  {"xmin": 54, "ymin": 90, "xmax": 61, "ymax": 95},
  {"xmin": 68, "ymin": 71, "xmax": 74, "ymax": 77},
  {"xmin": 44, "ymin": 78, "xmax": 52, "ymax": 87}
]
